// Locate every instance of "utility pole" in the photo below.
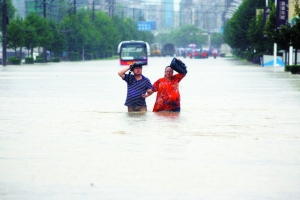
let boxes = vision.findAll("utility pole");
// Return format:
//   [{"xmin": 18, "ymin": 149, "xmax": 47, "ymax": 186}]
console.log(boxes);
[
  {"xmin": 2, "ymin": 0, "xmax": 7, "ymax": 66},
  {"xmin": 74, "ymin": 0, "xmax": 76, "ymax": 15},
  {"xmin": 92, "ymin": 1, "xmax": 95, "ymax": 21},
  {"xmin": 108, "ymin": 0, "xmax": 114, "ymax": 18},
  {"xmin": 111, "ymin": 0, "xmax": 114, "ymax": 18},
  {"xmin": 133, "ymin": 8, "xmax": 135, "ymax": 20}
]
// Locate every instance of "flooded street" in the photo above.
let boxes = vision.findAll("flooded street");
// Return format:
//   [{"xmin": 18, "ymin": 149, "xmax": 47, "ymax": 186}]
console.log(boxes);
[{"xmin": 1, "ymin": 57, "xmax": 300, "ymax": 199}]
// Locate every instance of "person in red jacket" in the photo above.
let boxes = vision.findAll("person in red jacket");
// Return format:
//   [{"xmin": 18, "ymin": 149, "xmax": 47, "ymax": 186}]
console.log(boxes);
[{"xmin": 143, "ymin": 58, "xmax": 187, "ymax": 112}]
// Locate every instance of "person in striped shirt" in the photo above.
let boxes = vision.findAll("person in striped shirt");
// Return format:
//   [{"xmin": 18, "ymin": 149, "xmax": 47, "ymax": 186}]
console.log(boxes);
[{"xmin": 118, "ymin": 63, "xmax": 153, "ymax": 112}]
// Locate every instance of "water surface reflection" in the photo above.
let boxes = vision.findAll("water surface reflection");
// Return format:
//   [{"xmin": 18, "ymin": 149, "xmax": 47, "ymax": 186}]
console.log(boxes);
[{"xmin": 0, "ymin": 58, "xmax": 300, "ymax": 199}]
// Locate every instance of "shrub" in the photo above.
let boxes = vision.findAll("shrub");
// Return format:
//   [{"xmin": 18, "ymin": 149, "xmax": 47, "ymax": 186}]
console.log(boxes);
[
  {"xmin": 25, "ymin": 57, "xmax": 34, "ymax": 64},
  {"xmin": 35, "ymin": 58, "xmax": 44, "ymax": 63},
  {"xmin": 8, "ymin": 57, "xmax": 21, "ymax": 65},
  {"xmin": 85, "ymin": 53, "xmax": 93, "ymax": 60},
  {"xmin": 285, "ymin": 65, "xmax": 292, "ymax": 72},
  {"xmin": 69, "ymin": 52, "xmax": 79, "ymax": 61},
  {"xmin": 290, "ymin": 65, "xmax": 300, "ymax": 74},
  {"xmin": 52, "ymin": 57, "xmax": 60, "ymax": 62}
]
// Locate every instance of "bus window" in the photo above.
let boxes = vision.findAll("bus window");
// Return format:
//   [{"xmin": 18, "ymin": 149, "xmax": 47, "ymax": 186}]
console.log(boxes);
[{"xmin": 118, "ymin": 41, "xmax": 149, "ymax": 65}]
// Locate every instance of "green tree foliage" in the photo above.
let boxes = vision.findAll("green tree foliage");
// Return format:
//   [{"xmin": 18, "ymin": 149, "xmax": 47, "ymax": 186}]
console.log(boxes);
[
  {"xmin": 290, "ymin": 3, "xmax": 300, "ymax": 64},
  {"xmin": 112, "ymin": 15, "xmax": 154, "ymax": 47},
  {"xmin": 7, "ymin": 16, "xmax": 25, "ymax": 56},
  {"xmin": 23, "ymin": 13, "xmax": 54, "ymax": 58},
  {"xmin": 246, "ymin": 10, "xmax": 273, "ymax": 58},
  {"xmin": 0, "ymin": 0, "xmax": 16, "ymax": 31},
  {"xmin": 93, "ymin": 11, "xmax": 118, "ymax": 58},
  {"xmin": 47, "ymin": 20, "xmax": 66, "ymax": 57},
  {"xmin": 264, "ymin": 4, "xmax": 277, "ymax": 43},
  {"xmin": 156, "ymin": 25, "xmax": 207, "ymax": 48},
  {"xmin": 113, "ymin": 16, "xmax": 133, "ymax": 41},
  {"xmin": 210, "ymin": 33, "xmax": 224, "ymax": 48},
  {"xmin": 60, "ymin": 9, "xmax": 98, "ymax": 56},
  {"xmin": 6, "ymin": 6, "xmax": 155, "ymax": 60},
  {"xmin": 172, "ymin": 25, "xmax": 204, "ymax": 47},
  {"xmin": 264, "ymin": 3, "xmax": 300, "ymax": 64},
  {"xmin": 23, "ymin": 13, "xmax": 41, "ymax": 57},
  {"xmin": 223, "ymin": 0, "xmax": 265, "ymax": 54}
]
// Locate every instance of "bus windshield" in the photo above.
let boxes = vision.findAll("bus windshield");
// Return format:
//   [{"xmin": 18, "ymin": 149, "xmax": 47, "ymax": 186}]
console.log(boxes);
[
  {"xmin": 120, "ymin": 44, "xmax": 147, "ymax": 61},
  {"xmin": 118, "ymin": 41, "xmax": 149, "ymax": 65}
]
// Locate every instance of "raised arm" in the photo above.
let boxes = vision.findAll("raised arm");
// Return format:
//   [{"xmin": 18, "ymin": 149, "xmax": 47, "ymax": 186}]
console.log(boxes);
[{"xmin": 118, "ymin": 66, "xmax": 131, "ymax": 79}]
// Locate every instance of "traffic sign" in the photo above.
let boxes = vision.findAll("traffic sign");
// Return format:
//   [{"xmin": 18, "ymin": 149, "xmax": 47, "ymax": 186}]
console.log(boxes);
[{"xmin": 137, "ymin": 21, "xmax": 156, "ymax": 31}]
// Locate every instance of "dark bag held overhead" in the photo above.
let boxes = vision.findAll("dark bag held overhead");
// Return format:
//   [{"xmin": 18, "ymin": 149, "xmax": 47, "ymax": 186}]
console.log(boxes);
[
  {"xmin": 129, "ymin": 61, "xmax": 147, "ymax": 72},
  {"xmin": 170, "ymin": 57, "xmax": 187, "ymax": 75}
]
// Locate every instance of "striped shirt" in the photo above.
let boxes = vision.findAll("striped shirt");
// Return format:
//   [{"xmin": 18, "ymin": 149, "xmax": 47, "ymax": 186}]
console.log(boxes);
[{"xmin": 123, "ymin": 74, "xmax": 153, "ymax": 106}]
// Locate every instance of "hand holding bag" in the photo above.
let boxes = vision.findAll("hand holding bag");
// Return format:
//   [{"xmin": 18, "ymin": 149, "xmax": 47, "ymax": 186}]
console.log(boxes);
[{"xmin": 170, "ymin": 57, "xmax": 188, "ymax": 75}]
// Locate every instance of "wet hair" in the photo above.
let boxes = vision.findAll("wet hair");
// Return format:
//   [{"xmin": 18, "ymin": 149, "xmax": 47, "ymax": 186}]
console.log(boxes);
[{"xmin": 133, "ymin": 65, "xmax": 143, "ymax": 69}]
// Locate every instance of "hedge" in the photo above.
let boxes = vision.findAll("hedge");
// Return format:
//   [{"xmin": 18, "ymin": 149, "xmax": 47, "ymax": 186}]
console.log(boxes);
[
  {"xmin": 25, "ymin": 57, "xmax": 34, "ymax": 64},
  {"xmin": 85, "ymin": 53, "xmax": 93, "ymax": 60},
  {"xmin": 69, "ymin": 52, "xmax": 79, "ymax": 61},
  {"xmin": 52, "ymin": 57, "xmax": 60, "ymax": 62},
  {"xmin": 290, "ymin": 65, "xmax": 300, "ymax": 74},
  {"xmin": 35, "ymin": 58, "xmax": 44, "ymax": 63},
  {"xmin": 8, "ymin": 57, "xmax": 21, "ymax": 65}
]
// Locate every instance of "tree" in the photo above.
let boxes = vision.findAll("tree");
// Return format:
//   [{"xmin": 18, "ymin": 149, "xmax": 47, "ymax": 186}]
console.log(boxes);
[
  {"xmin": 210, "ymin": 33, "xmax": 224, "ymax": 48},
  {"xmin": 60, "ymin": 9, "xmax": 97, "ymax": 57},
  {"xmin": 23, "ymin": 13, "xmax": 41, "ymax": 57},
  {"xmin": 93, "ymin": 10, "xmax": 117, "ymax": 58},
  {"xmin": 223, "ymin": 0, "xmax": 265, "ymax": 57},
  {"xmin": 156, "ymin": 25, "xmax": 206, "ymax": 48},
  {"xmin": 0, "ymin": 0, "xmax": 16, "ymax": 31},
  {"xmin": 7, "ymin": 16, "xmax": 25, "ymax": 57},
  {"xmin": 112, "ymin": 16, "xmax": 154, "ymax": 51},
  {"xmin": 47, "ymin": 20, "xmax": 66, "ymax": 57},
  {"xmin": 264, "ymin": 4, "xmax": 278, "ymax": 44},
  {"xmin": 290, "ymin": 3, "xmax": 300, "ymax": 64}
]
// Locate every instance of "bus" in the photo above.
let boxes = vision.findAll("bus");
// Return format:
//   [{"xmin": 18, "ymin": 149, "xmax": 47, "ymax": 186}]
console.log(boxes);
[{"xmin": 117, "ymin": 41, "xmax": 150, "ymax": 65}]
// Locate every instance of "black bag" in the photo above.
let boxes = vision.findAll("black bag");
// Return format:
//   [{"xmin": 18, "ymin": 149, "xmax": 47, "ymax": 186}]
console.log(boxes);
[
  {"xmin": 129, "ymin": 61, "xmax": 147, "ymax": 71},
  {"xmin": 170, "ymin": 57, "xmax": 187, "ymax": 75}
]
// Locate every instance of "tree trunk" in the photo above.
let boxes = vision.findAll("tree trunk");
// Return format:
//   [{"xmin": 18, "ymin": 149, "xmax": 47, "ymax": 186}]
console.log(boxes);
[
  {"xmin": 20, "ymin": 47, "xmax": 23, "ymax": 59},
  {"xmin": 295, "ymin": 49, "xmax": 298, "ymax": 65}
]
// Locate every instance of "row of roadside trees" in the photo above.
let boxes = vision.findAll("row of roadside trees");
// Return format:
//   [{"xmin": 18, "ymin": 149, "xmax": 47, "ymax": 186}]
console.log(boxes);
[
  {"xmin": 223, "ymin": 0, "xmax": 300, "ymax": 65},
  {"xmin": 155, "ymin": 24, "xmax": 224, "ymax": 50},
  {"xmin": 2, "ymin": 0, "xmax": 154, "ymax": 62}
]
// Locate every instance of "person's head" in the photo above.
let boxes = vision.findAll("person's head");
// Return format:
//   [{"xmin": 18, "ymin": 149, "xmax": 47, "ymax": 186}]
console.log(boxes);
[
  {"xmin": 133, "ymin": 65, "xmax": 143, "ymax": 75},
  {"xmin": 164, "ymin": 66, "xmax": 173, "ymax": 78}
]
